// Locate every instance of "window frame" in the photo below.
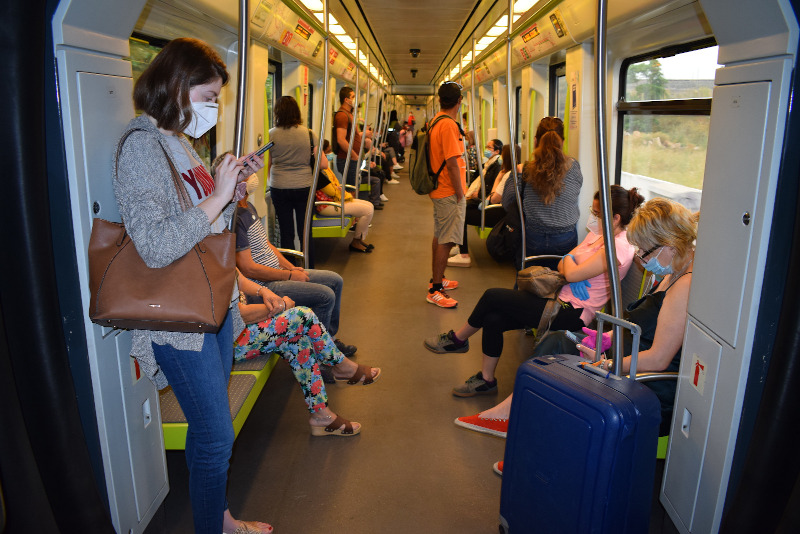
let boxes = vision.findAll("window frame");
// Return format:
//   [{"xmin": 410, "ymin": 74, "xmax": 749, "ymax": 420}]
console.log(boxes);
[
  {"xmin": 614, "ymin": 38, "xmax": 716, "ymax": 186},
  {"xmin": 549, "ymin": 62, "xmax": 566, "ymax": 118}
]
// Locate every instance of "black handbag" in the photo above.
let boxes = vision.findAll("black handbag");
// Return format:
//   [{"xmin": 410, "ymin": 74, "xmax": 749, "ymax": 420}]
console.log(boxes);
[{"xmin": 486, "ymin": 203, "xmax": 522, "ymax": 263}]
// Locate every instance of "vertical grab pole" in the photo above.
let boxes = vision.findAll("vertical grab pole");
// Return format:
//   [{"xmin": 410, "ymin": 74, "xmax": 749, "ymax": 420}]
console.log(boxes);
[
  {"xmin": 232, "ymin": 0, "xmax": 250, "ymax": 157},
  {"xmin": 341, "ymin": 45, "xmax": 361, "ymax": 202},
  {"xmin": 470, "ymin": 36, "xmax": 485, "ymax": 217},
  {"xmin": 339, "ymin": 37, "xmax": 360, "ymax": 230},
  {"xmin": 354, "ymin": 59, "xmax": 371, "ymax": 187},
  {"xmin": 593, "ymin": 0, "xmax": 623, "ymax": 370},
  {"xmin": 506, "ymin": 0, "xmax": 525, "ymax": 270},
  {"xmin": 302, "ymin": 0, "xmax": 330, "ymax": 267}
]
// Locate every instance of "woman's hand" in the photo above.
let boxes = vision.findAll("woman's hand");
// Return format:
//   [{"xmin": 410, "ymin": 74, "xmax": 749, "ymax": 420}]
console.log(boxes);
[
  {"xmin": 575, "ymin": 342, "xmax": 597, "ymax": 361},
  {"xmin": 239, "ymin": 153, "xmax": 265, "ymax": 180},
  {"xmin": 212, "ymin": 153, "xmax": 244, "ymax": 201}
]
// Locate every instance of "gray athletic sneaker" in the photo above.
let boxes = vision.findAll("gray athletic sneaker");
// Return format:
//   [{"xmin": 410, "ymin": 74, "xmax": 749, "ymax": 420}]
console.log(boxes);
[
  {"xmin": 424, "ymin": 330, "xmax": 469, "ymax": 354},
  {"xmin": 452, "ymin": 372, "xmax": 498, "ymax": 397}
]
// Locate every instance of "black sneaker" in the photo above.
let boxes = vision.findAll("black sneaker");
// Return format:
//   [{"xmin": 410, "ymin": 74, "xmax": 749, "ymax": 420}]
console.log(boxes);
[
  {"xmin": 320, "ymin": 365, "xmax": 336, "ymax": 384},
  {"xmin": 424, "ymin": 330, "xmax": 469, "ymax": 354},
  {"xmin": 334, "ymin": 339, "xmax": 357, "ymax": 358}
]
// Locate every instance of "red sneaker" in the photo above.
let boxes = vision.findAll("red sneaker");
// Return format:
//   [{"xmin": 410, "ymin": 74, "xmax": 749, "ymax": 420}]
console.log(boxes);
[
  {"xmin": 493, "ymin": 461, "xmax": 503, "ymax": 476},
  {"xmin": 426, "ymin": 289, "xmax": 458, "ymax": 308},
  {"xmin": 454, "ymin": 413, "xmax": 508, "ymax": 438}
]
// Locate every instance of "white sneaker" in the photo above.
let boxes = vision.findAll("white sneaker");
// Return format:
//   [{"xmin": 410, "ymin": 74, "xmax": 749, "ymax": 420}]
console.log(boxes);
[
  {"xmin": 449, "ymin": 246, "xmax": 460, "ymax": 257},
  {"xmin": 386, "ymin": 178, "xmax": 400, "ymax": 184},
  {"xmin": 380, "ymin": 193, "xmax": 389, "ymax": 202},
  {"xmin": 447, "ymin": 254, "xmax": 471, "ymax": 268},
  {"xmin": 393, "ymin": 163, "xmax": 403, "ymax": 170},
  {"xmin": 391, "ymin": 172, "xmax": 400, "ymax": 179}
]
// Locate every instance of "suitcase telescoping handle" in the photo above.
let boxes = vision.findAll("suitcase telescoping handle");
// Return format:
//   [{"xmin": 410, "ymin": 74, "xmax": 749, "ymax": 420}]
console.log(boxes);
[{"xmin": 593, "ymin": 311, "xmax": 642, "ymax": 378}]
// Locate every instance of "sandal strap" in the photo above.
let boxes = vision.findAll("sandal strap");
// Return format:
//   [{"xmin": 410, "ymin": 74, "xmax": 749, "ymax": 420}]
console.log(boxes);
[
  {"xmin": 324, "ymin": 415, "xmax": 354, "ymax": 434},
  {"xmin": 347, "ymin": 364, "xmax": 374, "ymax": 385}
]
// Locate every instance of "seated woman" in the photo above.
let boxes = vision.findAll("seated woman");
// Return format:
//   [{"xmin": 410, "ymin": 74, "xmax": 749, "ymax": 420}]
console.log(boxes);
[
  {"xmin": 425, "ymin": 185, "xmax": 644, "ymax": 397},
  {"xmin": 450, "ymin": 143, "xmax": 520, "ymax": 268},
  {"xmin": 235, "ymin": 272, "xmax": 380, "ymax": 436},
  {"xmin": 503, "ymin": 116, "xmax": 582, "ymax": 263},
  {"xmin": 317, "ymin": 140, "xmax": 375, "ymax": 252},
  {"xmin": 455, "ymin": 197, "xmax": 697, "ymax": 439}
]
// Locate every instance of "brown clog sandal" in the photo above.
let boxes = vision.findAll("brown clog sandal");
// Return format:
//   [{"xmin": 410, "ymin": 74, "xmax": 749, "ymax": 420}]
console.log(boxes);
[
  {"xmin": 310, "ymin": 415, "xmax": 361, "ymax": 437},
  {"xmin": 334, "ymin": 364, "xmax": 381, "ymax": 385}
]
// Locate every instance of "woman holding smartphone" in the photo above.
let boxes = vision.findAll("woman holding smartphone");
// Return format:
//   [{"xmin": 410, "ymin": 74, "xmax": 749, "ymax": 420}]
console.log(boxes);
[{"xmin": 113, "ymin": 38, "xmax": 270, "ymax": 534}]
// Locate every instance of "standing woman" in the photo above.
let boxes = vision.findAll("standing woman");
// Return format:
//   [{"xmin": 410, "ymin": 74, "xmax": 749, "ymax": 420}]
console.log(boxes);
[
  {"xmin": 503, "ymin": 116, "xmax": 583, "ymax": 262},
  {"xmin": 113, "ymin": 38, "xmax": 271, "ymax": 534},
  {"xmin": 268, "ymin": 95, "xmax": 317, "ymax": 250}
]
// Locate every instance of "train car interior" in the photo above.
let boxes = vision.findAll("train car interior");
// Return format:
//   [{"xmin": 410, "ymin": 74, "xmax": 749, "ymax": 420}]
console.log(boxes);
[{"xmin": 3, "ymin": 0, "xmax": 800, "ymax": 532}]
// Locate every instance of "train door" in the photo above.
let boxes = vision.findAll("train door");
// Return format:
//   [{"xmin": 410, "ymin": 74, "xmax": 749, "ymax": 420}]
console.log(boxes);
[{"xmin": 52, "ymin": 3, "xmax": 169, "ymax": 532}]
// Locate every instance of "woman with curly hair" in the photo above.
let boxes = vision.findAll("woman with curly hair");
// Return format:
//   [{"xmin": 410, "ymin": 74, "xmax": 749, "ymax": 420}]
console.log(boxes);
[{"xmin": 502, "ymin": 116, "xmax": 583, "ymax": 260}]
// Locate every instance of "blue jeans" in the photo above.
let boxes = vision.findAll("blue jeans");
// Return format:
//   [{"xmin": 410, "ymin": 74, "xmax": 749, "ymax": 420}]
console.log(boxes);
[
  {"xmin": 337, "ymin": 157, "xmax": 358, "ymax": 188},
  {"xmin": 264, "ymin": 269, "xmax": 343, "ymax": 335},
  {"xmin": 153, "ymin": 312, "xmax": 234, "ymax": 534},
  {"xmin": 518, "ymin": 226, "xmax": 578, "ymax": 267}
]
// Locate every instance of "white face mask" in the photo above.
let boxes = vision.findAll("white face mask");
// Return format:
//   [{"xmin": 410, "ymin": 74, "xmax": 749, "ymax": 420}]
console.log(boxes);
[
  {"xmin": 184, "ymin": 102, "xmax": 219, "ymax": 138},
  {"xmin": 586, "ymin": 214, "xmax": 600, "ymax": 235}
]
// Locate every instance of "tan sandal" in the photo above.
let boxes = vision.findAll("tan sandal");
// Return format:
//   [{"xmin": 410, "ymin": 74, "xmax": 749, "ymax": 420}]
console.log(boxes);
[
  {"xmin": 333, "ymin": 364, "xmax": 381, "ymax": 385},
  {"xmin": 310, "ymin": 415, "xmax": 361, "ymax": 437}
]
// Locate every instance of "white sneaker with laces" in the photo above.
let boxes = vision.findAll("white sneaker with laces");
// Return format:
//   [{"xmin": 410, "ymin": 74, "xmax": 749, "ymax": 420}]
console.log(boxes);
[
  {"xmin": 380, "ymin": 193, "xmax": 389, "ymax": 202},
  {"xmin": 393, "ymin": 163, "xmax": 403, "ymax": 170},
  {"xmin": 391, "ymin": 172, "xmax": 400, "ymax": 179},
  {"xmin": 449, "ymin": 246, "xmax": 460, "ymax": 257},
  {"xmin": 386, "ymin": 178, "xmax": 400, "ymax": 184}
]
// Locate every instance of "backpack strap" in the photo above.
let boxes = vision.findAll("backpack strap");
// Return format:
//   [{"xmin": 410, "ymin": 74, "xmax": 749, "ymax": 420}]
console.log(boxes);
[{"xmin": 426, "ymin": 115, "xmax": 460, "ymax": 179}]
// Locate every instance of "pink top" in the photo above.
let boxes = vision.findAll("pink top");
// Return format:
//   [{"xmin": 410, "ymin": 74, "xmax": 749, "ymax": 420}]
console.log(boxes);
[{"xmin": 558, "ymin": 230, "xmax": 636, "ymax": 325}]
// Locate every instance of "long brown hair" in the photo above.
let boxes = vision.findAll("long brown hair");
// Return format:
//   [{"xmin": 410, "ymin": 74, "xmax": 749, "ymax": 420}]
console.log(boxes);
[
  {"xmin": 133, "ymin": 38, "xmax": 228, "ymax": 132},
  {"xmin": 500, "ymin": 143, "xmax": 521, "ymax": 174},
  {"xmin": 523, "ymin": 117, "xmax": 568, "ymax": 205}
]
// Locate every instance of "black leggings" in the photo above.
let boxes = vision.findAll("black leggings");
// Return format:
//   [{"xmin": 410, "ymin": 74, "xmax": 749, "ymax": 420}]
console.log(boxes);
[
  {"xmin": 270, "ymin": 187, "xmax": 309, "ymax": 250},
  {"xmin": 467, "ymin": 288, "xmax": 584, "ymax": 358}
]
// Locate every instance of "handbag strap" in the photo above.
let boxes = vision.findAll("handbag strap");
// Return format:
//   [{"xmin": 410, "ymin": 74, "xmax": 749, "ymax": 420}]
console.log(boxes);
[{"xmin": 115, "ymin": 128, "xmax": 194, "ymax": 214}]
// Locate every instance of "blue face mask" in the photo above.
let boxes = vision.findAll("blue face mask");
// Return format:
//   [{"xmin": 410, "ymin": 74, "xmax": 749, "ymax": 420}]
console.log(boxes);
[
  {"xmin": 484, "ymin": 149, "xmax": 494, "ymax": 159},
  {"xmin": 326, "ymin": 152, "xmax": 335, "ymax": 162},
  {"xmin": 642, "ymin": 248, "xmax": 673, "ymax": 276}
]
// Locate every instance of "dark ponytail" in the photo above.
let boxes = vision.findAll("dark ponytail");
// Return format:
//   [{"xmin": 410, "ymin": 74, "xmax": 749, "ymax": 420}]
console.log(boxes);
[{"xmin": 594, "ymin": 185, "xmax": 645, "ymax": 227}]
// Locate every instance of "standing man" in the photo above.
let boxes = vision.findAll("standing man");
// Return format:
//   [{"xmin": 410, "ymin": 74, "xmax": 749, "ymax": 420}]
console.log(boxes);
[
  {"xmin": 427, "ymin": 81, "xmax": 467, "ymax": 308},
  {"xmin": 332, "ymin": 86, "xmax": 371, "ymax": 187}
]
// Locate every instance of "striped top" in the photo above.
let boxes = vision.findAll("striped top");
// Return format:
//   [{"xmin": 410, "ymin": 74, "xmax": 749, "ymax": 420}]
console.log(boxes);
[{"xmin": 235, "ymin": 203, "xmax": 281, "ymax": 277}]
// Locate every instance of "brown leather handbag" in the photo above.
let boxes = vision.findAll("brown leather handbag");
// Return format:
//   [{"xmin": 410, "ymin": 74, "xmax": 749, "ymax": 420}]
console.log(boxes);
[
  {"xmin": 516, "ymin": 265, "xmax": 567, "ymax": 341},
  {"xmin": 88, "ymin": 131, "xmax": 235, "ymax": 333}
]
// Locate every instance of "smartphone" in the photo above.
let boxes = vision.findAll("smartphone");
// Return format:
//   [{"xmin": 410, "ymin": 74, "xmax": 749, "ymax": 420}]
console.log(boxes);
[
  {"xmin": 565, "ymin": 330, "xmax": 580, "ymax": 344},
  {"xmin": 247, "ymin": 141, "xmax": 273, "ymax": 160}
]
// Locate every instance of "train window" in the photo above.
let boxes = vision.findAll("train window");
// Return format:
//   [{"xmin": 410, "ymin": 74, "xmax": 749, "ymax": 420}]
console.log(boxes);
[
  {"xmin": 549, "ymin": 63, "xmax": 566, "ymax": 120},
  {"xmin": 266, "ymin": 72, "xmax": 275, "ymax": 130},
  {"xmin": 616, "ymin": 40, "xmax": 718, "ymax": 210}
]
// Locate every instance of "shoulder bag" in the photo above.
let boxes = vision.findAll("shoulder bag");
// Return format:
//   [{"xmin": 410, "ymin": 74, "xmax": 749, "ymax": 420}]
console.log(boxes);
[
  {"xmin": 88, "ymin": 130, "xmax": 236, "ymax": 333},
  {"xmin": 516, "ymin": 265, "xmax": 567, "ymax": 342}
]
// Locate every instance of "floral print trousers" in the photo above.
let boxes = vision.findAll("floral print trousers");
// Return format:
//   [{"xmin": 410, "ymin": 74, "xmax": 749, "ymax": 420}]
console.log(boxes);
[{"xmin": 235, "ymin": 306, "xmax": 343, "ymax": 413}]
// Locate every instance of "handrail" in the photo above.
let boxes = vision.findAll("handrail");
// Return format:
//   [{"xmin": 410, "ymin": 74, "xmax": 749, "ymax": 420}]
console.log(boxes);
[
  {"xmin": 470, "ymin": 35, "xmax": 486, "ymax": 222},
  {"xmin": 338, "ymin": 37, "xmax": 360, "ymax": 230},
  {"xmin": 593, "ymin": 0, "xmax": 624, "ymax": 369},
  {"xmin": 506, "ymin": 0, "xmax": 526, "ymax": 270},
  {"xmin": 232, "ymin": 0, "xmax": 249, "ymax": 158},
  {"xmin": 354, "ymin": 59, "xmax": 371, "ymax": 188},
  {"xmin": 301, "ymin": 0, "xmax": 330, "ymax": 267}
]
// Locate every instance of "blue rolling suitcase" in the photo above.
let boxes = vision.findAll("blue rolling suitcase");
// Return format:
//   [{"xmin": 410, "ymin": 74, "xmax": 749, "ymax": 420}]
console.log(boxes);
[{"xmin": 499, "ymin": 314, "xmax": 661, "ymax": 534}]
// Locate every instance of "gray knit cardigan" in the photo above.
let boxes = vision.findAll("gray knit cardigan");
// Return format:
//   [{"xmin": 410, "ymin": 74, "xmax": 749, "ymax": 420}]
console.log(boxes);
[{"xmin": 112, "ymin": 115, "xmax": 243, "ymax": 389}]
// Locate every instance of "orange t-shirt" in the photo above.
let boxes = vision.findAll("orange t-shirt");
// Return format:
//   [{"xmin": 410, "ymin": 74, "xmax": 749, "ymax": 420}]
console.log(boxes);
[{"xmin": 428, "ymin": 112, "xmax": 466, "ymax": 199}]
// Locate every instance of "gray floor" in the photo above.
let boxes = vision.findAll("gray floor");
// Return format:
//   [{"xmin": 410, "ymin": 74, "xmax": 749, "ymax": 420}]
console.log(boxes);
[{"xmin": 145, "ymin": 162, "xmax": 679, "ymax": 534}]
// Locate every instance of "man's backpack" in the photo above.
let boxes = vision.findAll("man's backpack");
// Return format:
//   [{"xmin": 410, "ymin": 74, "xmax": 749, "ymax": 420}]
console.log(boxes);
[{"xmin": 410, "ymin": 115, "xmax": 462, "ymax": 195}]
